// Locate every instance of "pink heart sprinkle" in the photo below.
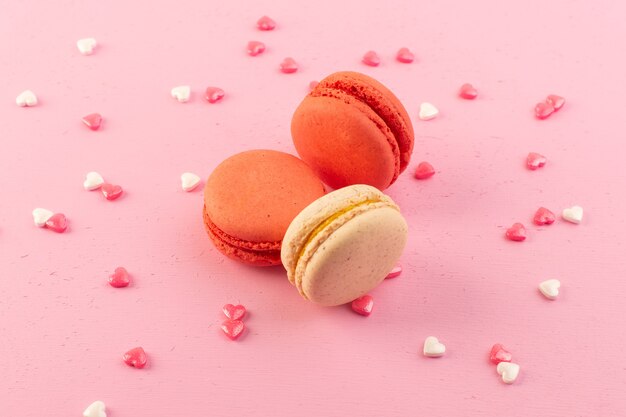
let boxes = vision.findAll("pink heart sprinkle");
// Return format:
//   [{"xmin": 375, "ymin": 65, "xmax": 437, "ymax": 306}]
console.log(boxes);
[
  {"xmin": 101, "ymin": 183, "xmax": 123, "ymax": 201},
  {"xmin": 45, "ymin": 213, "xmax": 67, "ymax": 233},
  {"xmin": 123, "ymin": 347, "xmax": 147, "ymax": 369},
  {"xmin": 221, "ymin": 319, "xmax": 245, "ymax": 340},
  {"xmin": 386, "ymin": 265, "xmax": 403, "ymax": 279},
  {"xmin": 351, "ymin": 295, "xmax": 374, "ymax": 316},
  {"xmin": 362, "ymin": 50, "xmax": 380, "ymax": 67},
  {"xmin": 205, "ymin": 87, "xmax": 225, "ymax": 103},
  {"xmin": 257, "ymin": 15, "xmax": 276, "ymax": 31},
  {"xmin": 109, "ymin": 267, "xmax": 131, "ymax": 288},
  {"xmin": 533, "ymin": 207, "xmax": 556, "ymax": 225},
  {"xmin": 247, "ymin": 40, "xmax": 265, "ymax": 56},
  {"xmin": 279, "ymin": 57, "xmax": 298, "ymax": 74},
  {"xmin": 81, "ymin": 113, "xmax": 102, "ymax": 130},
  {"xmin": 309, "ymin": 80, "xmax": 319, "ymax": 91},
  {"xmin": 223, "ymin": 304, "xmax": 246, "ymax": 321},
  {"xmin": 414, "ymin": 161, "xmax": 436, "ymax": 180},
  {"xmin": 526, "ymin": 152, "xmax": 547, "ymax": 170},
  {"xmin": 505, "ymin": 223, "xmax": 526, "ymax": 242},
  {"xmin": 459, "ymin": 83, "xmax": 478, "ymax": 100},
  {"xmin": 396, "ymin": 47, "xmax": 415, "ymax": 63},
  {"xmin": 535, "ymin": 101, "xmax": 555, "ymax": 119},
  {"xmin": 546, "ymin": 94, "xmax": 565, "ymax": 111},
  {"xmin": 489, "ymin": 343, "xmax": 513, "ymax": 364}
]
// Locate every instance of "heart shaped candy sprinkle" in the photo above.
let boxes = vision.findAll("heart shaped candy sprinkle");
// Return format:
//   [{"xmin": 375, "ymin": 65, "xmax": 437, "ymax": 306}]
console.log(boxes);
[
  {"xmin": 109, "ymin": 267, "xmax": 131, "ymax": 288},
  {"xmin": 414, "ymin": 161, "xmax": 436, "ymax": 179},
  {"xmin": 223, "ymin": 304, "xmax": 246, "ymax": 321},
  {"xmin": 279, "ymin": 57, "xmax": 298, "ymax": 74},
  {"xmin": 171, "ymin": 85, "xmax": 191, "ymax": 103},
  {"xmin": 83, "ymin": 172, "xmax": 104, "ymax": 190},
  {"xmin": 32, "ymin": 208, "xmax": 54, "ymax": 227},
  {"xmin": 562, "ymin": 205, "xmax": 583, "ymax": 224},
  {"xmin": 386, "ymin": 264, "xmax": 402, "ymax": 279},
  {"xmin": 123, "ymin": 346, "xmax": 147, "ymax": 368},
  {"xmin": 181, "ymin": 172, "xmax": 201, "ymax": 191},
  {"xmin": 362, "ymin": 50, "xmax": 380, "ymax": 67},
  {"xmin": 419, "ymin": 102, "xmax": 439, "ymax": 120},
  {"xmin": 533, "ymin": 207, "xmax": 556, "ymax": 225},
  {"xmin": 205, "ymin": 87, "xmax": 225, "ymax": 103},
  {"xmin": 539, "ymin": 279, "xmax": 561, "ymax": 300},
  {"xmin": 16, "ymin": 90, "xmax": 38, "ymax": 107},
  {"xmin": 546, "ymin": 94, "xmax": 565, "ymax": 111},
  {"xmin": 459, "ymin": 83, "xmax": 478, "ymax": 99},
  {"xmin": 83, "ymin": 400, "xmax": 107, "ymax": 417},
  {"xmin": 423, "ymin": 336, "xmax": 446, "ymax": 357},
  {"xmin": 497, "ymin": 361, "xmax": 520, "ymax": 384},
  {"xmin": 101, "ymin": 183, "xmax": 123, "ymax": 201},
  {"xmin": 526, "ymin": 152, "xmax": 547, "ymax": 170},
  {"xmin": 82, "ymin": 113, "xmax": 102, "ymax": 130},
  {"xmin": 221, "ymin": 319, "xmax": 245, "ymax": 340},
  {"xmin": 45, "ymin": 213, "xmax": 68, "ymax": 233},
  {"xmin": 396, "ymin": 47, "xmax": 415, "ymax": 63},
  {"xmin": 77, "ymin": 38, "xmax": 97, "ymax": 55},
  {"xmin": 505, "ymin": 223, "xmax": 526, "ymax": 241},
  {"xmin": 247, "ymin": 41, "xmax": 266, "ymax": 56},
  {"xmin": 257, "ymin": 16, "xmax": 276, "ymax": 31},
  {"xmin": 489, "ymin": 343, "xmax": 513, "ymax": 364},
  {"xmin": 535, "ymin": 101, "xmax": 555, "ymax": 119},
  {"xmin": 351, "ymin": 295, "xmax": 374, "ymax": 316}
]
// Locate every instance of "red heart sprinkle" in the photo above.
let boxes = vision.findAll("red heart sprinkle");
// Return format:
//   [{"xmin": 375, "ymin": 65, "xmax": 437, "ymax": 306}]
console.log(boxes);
[
  {"xmin": 221, "ymin": 319, "xmax": 245, "ymax": 340},
  {"xmin": 257, "ymin": 16, "xmax": 276, "ymax": 31},
  {"xmin": 396, "ymin": 47, "xmax": 414, "ymax": 63},
  {"xmin": 109, "ymin": 267, "xmax": 131, "ymax": 288},
  {"xmin": 223, "ymin": 304, "xmax": 246, "ymax": 321},
  {"xmin": 101, "ymin": 183, "xmax": 123, "ymax": 201},
  {"xmin": 535, "ymin": 101, "xmax": 555, "ymax": 119},
  {"xmin": 279, "ymin": 57, "xmax": 298, "ymax": 74},
  {"xmin": 459, "ymin": 83, "xmax": 478, "ymax": 99},
  {"xmin": 205, "ymin": 87, "xmax": 225, "ymax": 103},
  {"xmin": 533, "ymin": 207, "xmax": 556, "ymax": 225},
  {"xmin": 386, "ymin": 265, "xmax": 403, "ymax": 279},
  {"xmin": 526, "ymin": 152, "xmax": 547, "ymax": 170},
  {"xmin": 45, "ymin": 213, "xmax": 67, "ymax": 233},
  {"xmin": 505, "ymin": 223, "xmax": 526, "ymax": 242},
  {"xmin": 546, "ymin": 94, "xmax": 565, "ymax": 111},
  {"xmin": 362, "ymin": 51, "xmax": 380, "ymax": 67},
  {"xmin": 123, "ymin": 347, "xmax": 147, "ymax": 368},
  {"xmin": 414, "ymin": 161, "xmax": 436, "ymax": 180},
  {"xmin": 351, "ymin": 295, "xmax": 374, "ymax": 316},
  {"xmin": 247, "ymin": 41, "xmax": 265, "ymax": 56},
  {"xmin": 489, "ymin": 343, "xmax": 513, "ymax": 364},
  {"xmin": 82, "ymin": 113, "xmax": 102, "ymax": 130}
]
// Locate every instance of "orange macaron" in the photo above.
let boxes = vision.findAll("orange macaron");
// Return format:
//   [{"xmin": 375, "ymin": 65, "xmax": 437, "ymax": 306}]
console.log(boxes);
[
  {"xmin": 291, "ymin": 71, "xmax": 414, "ymax": 190},
  {"xmin": 203, "ymin": 150, "xmax": 326, "ymax": 266}
]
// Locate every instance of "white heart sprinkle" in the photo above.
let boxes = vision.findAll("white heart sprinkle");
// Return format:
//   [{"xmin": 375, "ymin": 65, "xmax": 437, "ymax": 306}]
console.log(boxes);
[
  {"xmin": 539, "ymin": 279, "xmax": 561, "ymax": 300},
  {"xmin": 497, "ymin": 361, "xmax": 520, "ymax": 384},
  {"xmin": 32, "ymin": 208, "xmax": 54, "ymax": 227},
  {"xmin": 181, "ymin": 172, "xmax": 201, "ymax": 191},
  {"xmin": 77, "ymin": 38, "xmax": 97, "ymax": 55},
  {"xmin": 562, "ymin": 205, "xmax": 583, "ymax": 224},
  {"xmin": 171, "ymin": 86, "xmax": 191, "ymax": 103},
  {"xmin": 16, "ymin": 90, "xmax": 38, "ymax": 107},
  {"xmin": 419, "ymin": 102, "xmax": 439, "ymax": 121},
  {"xmin": 83, "ymin": 171, "xmax": 105, "ymax": 191},
  {"xmin": 83, "ymin": 400, "xmax": 106, "ymax": 417},
  {"xmin": 423, "ymin": 336, "xmax": 446, "ymax": 357}
]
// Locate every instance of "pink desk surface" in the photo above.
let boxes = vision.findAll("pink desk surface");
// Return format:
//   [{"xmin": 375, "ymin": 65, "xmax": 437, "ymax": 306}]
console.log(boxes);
[{"xmin": 1, "ymin": 0, "xmax": 625, "ymax": 415}]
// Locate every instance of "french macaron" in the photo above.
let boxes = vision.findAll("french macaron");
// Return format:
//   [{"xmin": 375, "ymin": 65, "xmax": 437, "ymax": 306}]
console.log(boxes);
[
  {"xmin": 281, "ymin": 184, "xmax": 408, "ymax": 306},
  {"xmin": 203, "ymin": 150, "xmax": 325, "ymax": 266},
  {"xmin": 291, "ymin": 71, "xmax": 414, "ymax": 191}
]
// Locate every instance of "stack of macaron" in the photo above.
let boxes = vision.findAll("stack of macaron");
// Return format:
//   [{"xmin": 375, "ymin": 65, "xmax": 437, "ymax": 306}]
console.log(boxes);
[{"xmin": 203, "ymin": 71, "xmax": 415, "ymax": 306}]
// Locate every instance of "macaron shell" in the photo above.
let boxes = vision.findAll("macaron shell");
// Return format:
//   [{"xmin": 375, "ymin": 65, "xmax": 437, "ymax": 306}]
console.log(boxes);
[
  {"xmin": 204, "ymin": 150, "xmax": 326, "ymax": 243},
  {"xmin": 281, "ymin": 184, "xmax": 394, "ymax": 283},
  {"xmin": 300, "ymin": 205, "xmax": 408, "ymax": 306},
  {"xmin": 291, "ymin": 95, "xmax": 397, "ymax": 190},
  {"xmin": 203, "ymin": 206, "xmax": 281, "ymax": 266}
]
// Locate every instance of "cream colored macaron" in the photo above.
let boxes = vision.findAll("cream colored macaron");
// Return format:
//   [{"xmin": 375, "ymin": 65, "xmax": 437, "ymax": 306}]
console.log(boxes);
[{"xmin": 281, "ymin": 184, "xmax": 408, "ymax": 306}]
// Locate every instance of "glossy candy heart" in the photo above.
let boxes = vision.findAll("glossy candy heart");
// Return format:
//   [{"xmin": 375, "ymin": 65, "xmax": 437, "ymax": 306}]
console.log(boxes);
[
  {"xmin": 257, "ymin": 16, "xmax": 276, "ymax": 31},
  {"xmin": 45, "ymin": 213, "xmax": 68, "ymax": 233},
  {"xmin": 396, "ymin": 47, "xmax": 414, "ymax": 63},
  {"xmin": 562, "ymin": 205, "xmax": 583, "ymax": 224},
  {"xmin": 497, "ymin": 361, "xmax": 520, "ymax": 384},
  {"xmin": 546, "ymin": 94, "xmax": 565, "ymax": 111},
  {"xmin": 83, "ymin": 171, "xmax": 104, "ymax": 190},
  {"xmin": 489, "ymin": 343, "xmax": 513, "ymax": 364},
  {"xmin": 223, "ymin": 304, "xmax": 246, "ymax": 320},
  {"xmin": 505, "ymin": 223, "xmax": 526, "ymax": 241},
  {"xmin": 423, "ymin": 336, "xmax": 446, "ymax": 357},
  {"xmin": 247, "ymin": 41, "xmax": 265, "ymax": 56},
  {"xmin": 533, "ymin": 207, "xmax": 556, "ymax": 225},
  {"xmin": 386, "ymin": 264, "xmax": 402, "ymax": 279},
  {"xmin": 280, "ymin": 57, "xmax": 298, "ymax": 74},
  {"xmin": 83, "ymin": 400, "xmax": 107, "ymax": 417},
  {"xmin": 181, "ymin": 172, "xmax": 201, "ymax": 191},
  {"xmin": 535, "ymin": 101, "xmax": 555, "ymax": 119},
  {"xmin": 539, "ymin": 279, "xmax": 561, "ymax": 300},
  {"xmin": 419, "ymin": 102, "xmax": 439, "ymax": 120},
  {"xmin": 82, "ymin": 113, "xmax": 102, "ymax": 130},
  {"xmin": 109, "ymin": 267, "xmax": 130, "ymax": 288},
  {"xmin": 526, "ymin": 152, "xmax": 547, "ymax": 170},
  {"xmin": 101, "ymin": 183, "xmax": 123, "ymax": 201},
  {"xmin": 16, "ymin": 90, "xmax": 38, "ymax": 107},
  {"xmin": 77, "ymin": 38, "xmax": 97, "ymax": 55},
  {"xmin": 221, "ymin": 319, "xmax": 245, "ymax": 340},
  {"xmin": 414, "ymin": 161, "xmax": 435, "ymax": 179},
  {"xmin": 32, "ymin": 208, "xmax": 54, "ymax": 227},
  {"xmin": 171, "ymin": 85, "xmax": 191, "ymax": 103},
  {"xmin": 362, "ymin": 50, "xmax": 380, "ymax": 67},
  {"xmin": 205, "ymin": 87, "xmax": 225, "ymax": 103},
  {"xmin": 459, "ymin": 83, "xmax": 478, "ymax": 99},
  {"xmin": 351, "ymin": 295, "xmax": 374, "ymax": 316},
  {"xmin": 123, "ymin": 346, "xmax": 147, "ymax": 368}
]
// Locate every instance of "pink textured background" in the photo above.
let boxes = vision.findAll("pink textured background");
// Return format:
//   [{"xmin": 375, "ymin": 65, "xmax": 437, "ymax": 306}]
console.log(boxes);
[{"xmin": 1, "ymin": 0, "xmax": 625, "ymax": 415}]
